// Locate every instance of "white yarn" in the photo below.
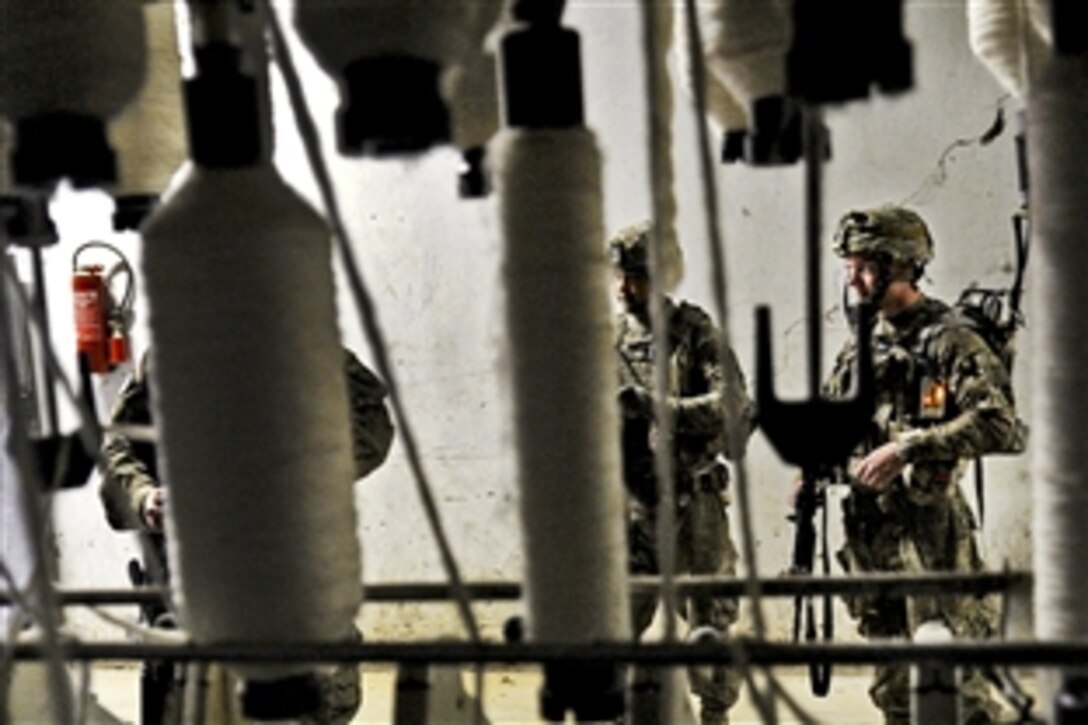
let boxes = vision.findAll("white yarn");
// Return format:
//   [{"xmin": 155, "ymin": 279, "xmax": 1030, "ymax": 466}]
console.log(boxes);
[
  {"xmin": 698, "ymin": 0, "xmax": 790, "ymax": 107},
  {"xmin": 671, "ymin": 27, "xmax": 748, "ymax": 136},
  {"xmin": 110, "ymin": 2, "xmax": 186, "ymax": 197},
  {"xmin": 492, "ymin": 127, "xmax": 630, "ymax": 643},
  {"xmin": 1028, "ymin": 53, "xmax": 1088, "ymax": 643},
  {"xmin": 141, "ymin": 164, "xmax": 362, "ymax": 680},
  {"xmin": 1025, "ymin": 0, "xmax": 1054, "ymax": 48},
  {"xmin": 967, "ymin": 0, "xmax": 1050, "ymax": 98},
  {"xmin": 445, "ymin": 2, "xmax": 504, "ymax": 151},
  {"xmin": 0, "ymin": 0, "xmax": 146, "ymax": 121},
  {"xmin": 293, "ymin": 0, "xmax": 475, "ymax": 74}
]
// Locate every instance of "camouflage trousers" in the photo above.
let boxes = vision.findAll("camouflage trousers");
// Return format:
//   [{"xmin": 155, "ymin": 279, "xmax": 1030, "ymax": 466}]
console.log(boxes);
[
  {"xmin": 628, "ymin": 482, "xmax": 741, "ymax": 720},
  {"xmin": 149, "ymin": 630, "xmax": 362, "ymax": 724},
  {"xmin": 837, "ymin": 483, "xmax": 1002, "ymax": 724}
]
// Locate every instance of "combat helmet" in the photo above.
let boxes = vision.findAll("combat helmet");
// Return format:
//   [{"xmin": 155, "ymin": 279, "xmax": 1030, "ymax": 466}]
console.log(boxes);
[
  {"xmin": 607, "ymin": 220, "xmax": 684, "ymax": 291},
  {"xmin": 832, "ymin": 205, "xmax": 934, "ymax": 268}
]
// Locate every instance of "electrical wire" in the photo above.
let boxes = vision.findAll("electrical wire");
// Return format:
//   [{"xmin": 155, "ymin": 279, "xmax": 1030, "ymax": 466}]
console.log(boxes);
[{"xmin": 900, "ymin": 96, "xmax": 1012, "ymax": 208}]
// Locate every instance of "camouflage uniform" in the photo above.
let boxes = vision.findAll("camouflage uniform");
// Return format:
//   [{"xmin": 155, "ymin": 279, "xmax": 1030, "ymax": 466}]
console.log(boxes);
[
  {"xmin": 827, "ymin": 207, "xmax": 1023, "ymax": 724},
  {"xmin": 99, "ymin": 347, "xmax": 394, "ymax": 725},
  {"xmin": 611, "ymin": 222, "xmax": 753, "ymax": 724}
]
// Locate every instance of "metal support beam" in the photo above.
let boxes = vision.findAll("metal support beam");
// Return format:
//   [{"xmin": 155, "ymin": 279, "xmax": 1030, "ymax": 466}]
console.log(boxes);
[
  {"xmin": 6, "ymin": 639, "xmax": 1088, "ymax": 668},
  {"xmin": 0, "ymin": 571, "xmax": 1030, "ymax": 608}
]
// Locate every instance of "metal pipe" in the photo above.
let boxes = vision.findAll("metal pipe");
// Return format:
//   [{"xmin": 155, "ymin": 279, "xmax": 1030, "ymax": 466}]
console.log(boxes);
[
  {"xmin": 0, "ymin": 571, "xmax": 1030, "ymax": 608},
  {"xmin": 6, "ymin": 639, "xmax": 1088, "ymax": 668}
]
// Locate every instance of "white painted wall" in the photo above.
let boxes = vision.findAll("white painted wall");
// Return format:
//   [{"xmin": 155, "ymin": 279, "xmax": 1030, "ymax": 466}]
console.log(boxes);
[{"xmin": 15, "ymin": 1, "xmax": 1029, "ymax": 644}]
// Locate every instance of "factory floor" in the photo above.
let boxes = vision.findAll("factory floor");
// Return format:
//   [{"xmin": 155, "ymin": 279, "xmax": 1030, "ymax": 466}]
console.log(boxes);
[{"xmin": 87, "ymin": 663, "xmax": 1036, "ymax": 724}]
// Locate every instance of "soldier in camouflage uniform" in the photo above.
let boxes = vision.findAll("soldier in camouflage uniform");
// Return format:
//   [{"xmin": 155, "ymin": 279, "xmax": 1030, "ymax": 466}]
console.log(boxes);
[
  {"xmin": 99, "ymin": 347, "xmax": 394, "ymax": 725},
  {"xmin": 825, "ymin": 206, "xmax": 1024, "ymax": 724},
  {"xmin": 609, "ymin": 221, "xmax": 753, "ymax": 725}
]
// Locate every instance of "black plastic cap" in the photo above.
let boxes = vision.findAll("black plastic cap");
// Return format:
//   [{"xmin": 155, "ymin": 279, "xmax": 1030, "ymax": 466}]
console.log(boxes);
[
  {"xmin": 539, "ymin": 662, "xmax": 624, "ymax": 722},
  {"xmin": 500, "ymin": 26, "xmax": 584, "ymax": 128},
  {"xmin": 338, "ymin": 56, "xmax": 450, "ymax": 157},
  {"xmin": 1052, "ymin": 0, "xmax": 1088, "ymax": 55},
  {"xmin": 744, "ymin": 95, "xmax": 805, "ymax": 166},
  {"xmin": 184, "ymin": 43, "xmax": 262, "ymax": 169},
  {"xmin": 786, "ymin": 40, "xmax": 870, "ymax": 104},
  {"xmin": 12, "ymin": 113, "xmax": 116, "ymax": 189},
  {"xmin": 457, "ymin": 146, "xmax": 490, "ymax": 199},
  {"xmin": 871, "ymin": 0, "xmax": 913, "ymax": 94},
  {"xmin": 510, "ymin": 0, "xmax": 565, "ymax": 26},
  {"xmin": 241, "ymin": 673, "xmax": 322, "ymax": 720},
  {"xmin": 112, "ymin": 194, "xmax": 159, "ymax": 232},
  {"xmin": 501, "ymin": 615, "xmax": 525, "ymax": 643},
  {"xmin": 1057, "ymin": 676, "xmax": 1088, "ymax": 724},
  {"xmin": 874, "ymin": 40, "xmax": 914, "ymax": 95},
  {"xmin": 1, "ymin": 195, "xmax": 57, "ymax": 247},
  {"xmin": 720, "ymin": 130, "xmax": 747, "ymax": 164},
  {"xmin": 786, "ymin": 0, "xmax": 867, "ymax": 104},
  {"xmin": 787, "ymin": 0, "xmax": 913, "ymax": 104}
]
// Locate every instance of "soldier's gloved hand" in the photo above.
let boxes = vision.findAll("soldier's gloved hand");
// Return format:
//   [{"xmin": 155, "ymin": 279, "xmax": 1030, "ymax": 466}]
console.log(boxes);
[{"xmin": 618, "ymin": 384, "xmax": 654, "ymax": 419}]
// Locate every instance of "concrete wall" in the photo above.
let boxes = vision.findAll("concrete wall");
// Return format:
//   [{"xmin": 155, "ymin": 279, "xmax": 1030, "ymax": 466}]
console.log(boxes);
[{"xmin": 21, "ymin": 1, "xmax": 1030, "ymax": 643}]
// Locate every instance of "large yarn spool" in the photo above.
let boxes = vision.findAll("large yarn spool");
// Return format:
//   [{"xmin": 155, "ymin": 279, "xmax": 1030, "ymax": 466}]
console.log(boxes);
[
  {"xmin": 141, "ymin": 164, "xmax": 362, "ymax": 683},
  {"xmin": 293, "ymin": 0, "xmax": 477, "ymax": 155},
  {"xmin": 492, "ymin": 126, "xmax": 629, "ymax": 645},
  {"xmin": 109, "ymin": 2, "xmax": 187, "ymax": 228},
  {"xmin": 446, "ymin": 2, "xmax": 505, "ymax": 196},
  {"xmin": 688, "ymin": 0, "xmax": 795, "ymax": 165},
  {"xmin": 0, "ymin": 0, "xmax": 146, "ymax": 188},
  {"xmin": 967, "ymin": 0, "xmax": 1051, "ymax": 98},
  {"xmin": 698, "ymin": 0, "xmax": 790, "ymax": 112},
  {"xmin": 671, "ymin": 12, "xmax": 748, "ymax": 144},
  {"xmin": 1028, "ymin": 50, "xmax": 1088, "ymax": 656},
  {"xmin": 447, "ymin": 2, "xmax": 504, "ymax": 153}
]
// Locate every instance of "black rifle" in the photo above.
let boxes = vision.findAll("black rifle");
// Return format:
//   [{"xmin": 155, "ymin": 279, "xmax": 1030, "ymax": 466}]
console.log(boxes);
[
  {"xmin": 788, "ymin": 467, "xmax": 837, "ymax": 696},
  {"xmin": 129, "ymin": 557, "xmax": 179, "ymax": 724}
]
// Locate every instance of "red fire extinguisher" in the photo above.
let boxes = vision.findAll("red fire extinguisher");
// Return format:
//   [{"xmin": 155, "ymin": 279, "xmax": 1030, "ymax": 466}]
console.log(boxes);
[{"xmin": 72, "ymin": 242, "xmax": 134, "ymax": 374}]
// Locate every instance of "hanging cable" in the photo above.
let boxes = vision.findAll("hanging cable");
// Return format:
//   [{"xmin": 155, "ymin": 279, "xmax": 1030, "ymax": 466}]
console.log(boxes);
[{"xmin": 262, "ymin": 4, "xmax": 481, "ymax": 647}]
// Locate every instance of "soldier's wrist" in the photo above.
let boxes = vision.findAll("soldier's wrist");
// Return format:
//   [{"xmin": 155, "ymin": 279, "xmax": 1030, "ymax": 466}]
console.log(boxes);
[{"xmin": 895, "ymin": 433, "xmax": 926, "ymax": 464}]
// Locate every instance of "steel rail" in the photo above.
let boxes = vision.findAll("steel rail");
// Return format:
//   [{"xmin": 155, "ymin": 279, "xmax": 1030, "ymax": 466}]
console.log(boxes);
[
  {"xmin": 2, "ymin": 639, "xmax": 1083, "ymax": 668},
  {"xmin": 0, "ymin": 571, "xmax": 1030, "ymax": 608}
]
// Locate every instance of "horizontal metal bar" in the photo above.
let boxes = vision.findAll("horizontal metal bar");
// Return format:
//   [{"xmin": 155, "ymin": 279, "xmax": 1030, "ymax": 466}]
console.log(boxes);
[
  {"xmin": 631, "ymin": 572, "xmax": 1029, "ymax": 599},
  {"xmin": 0, "ymin": 571, "xmax": 1030, "ymax": 608},
  {"xmin": 4, "ymin": 638, "xmax": 1085, "ymax": 668}
]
